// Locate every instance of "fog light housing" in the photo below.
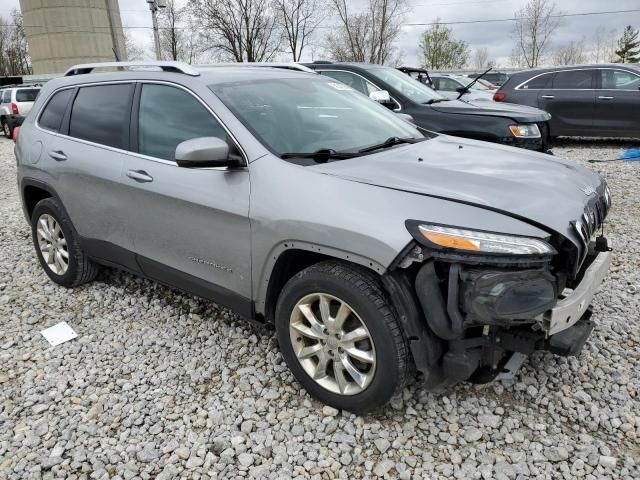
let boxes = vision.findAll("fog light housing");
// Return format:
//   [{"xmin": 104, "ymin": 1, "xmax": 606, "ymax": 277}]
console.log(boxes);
[{"xmin": 509, "ymin": 124, "xmax": 541, "ymax": 138}]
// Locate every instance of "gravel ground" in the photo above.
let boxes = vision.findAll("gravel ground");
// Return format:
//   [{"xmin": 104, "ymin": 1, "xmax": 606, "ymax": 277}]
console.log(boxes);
[{"xmin": 1, "ymin": 136, "xmax": 639, "ymax": 480}]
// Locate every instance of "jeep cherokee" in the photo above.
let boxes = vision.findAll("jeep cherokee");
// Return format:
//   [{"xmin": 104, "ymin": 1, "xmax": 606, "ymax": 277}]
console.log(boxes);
[{"xmin": 16, "ymin": 61, "xmax": 612, "ymax": 413}]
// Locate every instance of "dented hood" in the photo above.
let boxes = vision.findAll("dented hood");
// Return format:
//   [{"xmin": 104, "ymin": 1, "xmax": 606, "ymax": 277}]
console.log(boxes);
[{"xmin": 314, "ymin": 135, "xmax": 606, "ymax": 246}]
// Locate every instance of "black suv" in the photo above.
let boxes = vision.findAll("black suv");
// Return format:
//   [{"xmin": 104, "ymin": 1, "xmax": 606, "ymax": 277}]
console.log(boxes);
[
  {"xmin": 304, "ymin": 62, "xmax": 551, "ymax": 151},
  {"xmin": 494, "ymin": 64, "xmax": 640, "ymax": 138}
]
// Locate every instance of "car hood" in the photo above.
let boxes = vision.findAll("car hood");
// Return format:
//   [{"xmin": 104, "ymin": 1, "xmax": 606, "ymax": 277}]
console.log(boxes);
[
  {"xmin": 314, "ymin": 135, "xmax": 605, "ymax": 246},
  {"xmin": 429, "ymin": 98, "xmax": 551, "ymax": 123}
]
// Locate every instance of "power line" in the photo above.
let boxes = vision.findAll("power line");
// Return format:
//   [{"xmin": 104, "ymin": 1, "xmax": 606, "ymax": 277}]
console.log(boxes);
[{"xmin": 1, "ymin": 8, "xmax": 638, "ymax": 30}]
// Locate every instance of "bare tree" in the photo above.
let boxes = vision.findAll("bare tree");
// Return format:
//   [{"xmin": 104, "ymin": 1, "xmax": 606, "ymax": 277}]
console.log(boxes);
[
  {"xmin": 512, "ymin": 0, "xmax": 561, "ymax": 68},
  {"xmin": 192, "ymin": 0, "xmax": 282, "ymax": 62},
  {"xmin": 0, "ymin": 10, "xmax": 31, "ymax": 76},
  {"xmin": 472, "ymin": 47, "xmax": 491, "ymax": 69},
  {"xmin": 552, "ymin": 40, "xmax": 586, "ymax": 65},
  {"xmin": 274, "ymin": 0, "xmax": 323, "ymax": 61},
  {"xmin": 124, "ymin": 31, "xmax": 145, "ymax": 61},
  {"xmin": 324, "ymin": 0, "xmax": 405, "ymax": 64},
  {"xmin": 591, "ymin": 26, "xmax": 617, "ymax": 63},
  {"xmin": 158, "ymin": 0, "xmax": 184, "ymax": 61}
]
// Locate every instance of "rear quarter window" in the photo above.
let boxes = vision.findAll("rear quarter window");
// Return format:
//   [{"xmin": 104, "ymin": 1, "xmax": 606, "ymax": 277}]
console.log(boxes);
[
  {"xmin": 39, "ymin": 89, "xmax": 74, "ymax": 132},
  {"xmin": 520, "ymin": 73, "xmax": 553, "ymax": 89}
]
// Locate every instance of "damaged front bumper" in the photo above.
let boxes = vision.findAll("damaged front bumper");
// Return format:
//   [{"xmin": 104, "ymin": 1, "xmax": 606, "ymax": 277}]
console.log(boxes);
[{"xmin": 405, "ymin": 244, "xmax": 611, "ymax": 388}]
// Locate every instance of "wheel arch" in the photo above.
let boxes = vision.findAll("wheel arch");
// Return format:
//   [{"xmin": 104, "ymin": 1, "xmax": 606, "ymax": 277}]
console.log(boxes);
[
  {"xmin": 256, "ymin": 241, "xmax": 387, "ymax": 323},
  {"xmin": 21, "ymin": 178, "xmax": 58, "ymax": 221}
]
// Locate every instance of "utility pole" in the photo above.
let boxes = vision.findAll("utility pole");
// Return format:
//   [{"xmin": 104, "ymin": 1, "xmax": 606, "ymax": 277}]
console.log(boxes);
[{"xmin": 147, "ymin": 0, "xmax": 166, "ymax": 60}]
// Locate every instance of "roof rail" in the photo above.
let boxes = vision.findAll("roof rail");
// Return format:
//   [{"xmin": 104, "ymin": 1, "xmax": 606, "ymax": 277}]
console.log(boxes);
[{"xmin": 64, "ymin": 61, "xmax": 200, "ymax": 77}]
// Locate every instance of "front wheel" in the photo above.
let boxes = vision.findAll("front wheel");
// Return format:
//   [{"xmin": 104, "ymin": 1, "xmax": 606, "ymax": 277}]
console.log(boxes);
[
  {"xmin": 1, "ymin": 119, "xmax": 11, "ymax": 139},
  {"xmin": 275, "ymin": 261, "xmax": 409, "ymax": 413}
]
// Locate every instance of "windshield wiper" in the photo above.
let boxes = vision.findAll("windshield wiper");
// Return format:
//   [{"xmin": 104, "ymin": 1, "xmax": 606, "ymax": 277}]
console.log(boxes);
[
  {"xmin": 457, "ymin": 66, "xmax": 493, "ymax": 100},
  {"xmin": 280, "ymin": 149, "xmax": 360, "ymax": 163},
  {"xmin": 358, "ymin": 136, "xmax": 421, "ymax": 154}
]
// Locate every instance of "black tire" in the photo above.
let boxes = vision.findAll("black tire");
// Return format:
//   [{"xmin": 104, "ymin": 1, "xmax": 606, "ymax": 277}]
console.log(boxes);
[
  {"xmin": 31, "ymin": 197, "xmax": 99, "ymax": 287},
  {"xmin": 275, "ymin": 261, "xmax": 409, "ymax": 413},
  {"xmin": 1, "ymin": 118, "xmax": 11, "ymax": 139}
]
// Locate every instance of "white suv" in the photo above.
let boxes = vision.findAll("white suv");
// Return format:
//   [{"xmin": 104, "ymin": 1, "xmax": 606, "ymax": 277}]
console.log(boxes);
[{"xmin": 0, "ymin": 85, "xmax": 41, "ymax": 138}]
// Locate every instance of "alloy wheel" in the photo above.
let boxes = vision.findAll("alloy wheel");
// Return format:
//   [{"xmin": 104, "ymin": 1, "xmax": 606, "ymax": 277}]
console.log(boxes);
[
  {"xmin": 289, "ymin": 293, "xmax": 376, "ymax": 395},
  {"xmin": 36, "ymin": 214, "xmax": 69, "ymax": 275}
]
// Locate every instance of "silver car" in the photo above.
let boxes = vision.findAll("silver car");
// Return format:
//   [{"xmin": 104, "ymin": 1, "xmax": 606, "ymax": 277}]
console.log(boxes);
[
  {"xmin": 16, "ymin": 61, "xmax": 612, "ymax": 412},
  {"xmin": 429, "ymin": 74, "xmax": 495, "ymax": 102}
]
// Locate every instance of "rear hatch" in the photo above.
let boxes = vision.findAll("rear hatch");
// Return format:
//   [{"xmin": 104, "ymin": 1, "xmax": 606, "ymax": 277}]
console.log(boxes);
[{"xmin": 14, "ymin": 88, "xmax": 40, "ymax": 115}]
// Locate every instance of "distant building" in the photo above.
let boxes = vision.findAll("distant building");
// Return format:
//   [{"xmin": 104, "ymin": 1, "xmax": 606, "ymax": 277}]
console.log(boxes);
[{"xmin": 19, "ymin": 0, "xmax": 127, "ymax": 74}]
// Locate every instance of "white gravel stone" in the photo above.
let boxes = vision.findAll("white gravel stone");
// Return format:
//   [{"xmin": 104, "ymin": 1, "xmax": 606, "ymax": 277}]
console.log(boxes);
[{"xmin": 0, "ymin": 136, "xmax": 639, "ymax": 479}]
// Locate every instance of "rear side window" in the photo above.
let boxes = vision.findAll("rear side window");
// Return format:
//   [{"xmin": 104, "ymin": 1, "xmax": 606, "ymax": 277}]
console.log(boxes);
[
  {"xmin": 521, "ymin": 73, "xmax": 553, "ymax": 89},
  {"xmin": 16, "ymin": 89, "xmax": 40, "ymax": 102},
  {"xmin": 318, "ymin": 71, "xmax": 379, "ymax": 96},
  {"xmin": 69, "ymin": 84, "xmax": 133, "ymax": 149},
  {"xmin": 552, "ymin": 70, "xmax": 594, "ymax": 89},
  {"xmin": 39, "ymin": 89, "xmax": 74, "ymax": 132},
  {"xmin": 137, "ymin": 84, "xmax": 227, "ymax": 161}
]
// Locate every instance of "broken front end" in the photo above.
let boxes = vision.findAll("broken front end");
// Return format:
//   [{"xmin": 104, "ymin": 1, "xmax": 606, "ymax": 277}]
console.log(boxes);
[{"xmin": 384, "ymin": 202, "xmax": 611, "ymax": 389}]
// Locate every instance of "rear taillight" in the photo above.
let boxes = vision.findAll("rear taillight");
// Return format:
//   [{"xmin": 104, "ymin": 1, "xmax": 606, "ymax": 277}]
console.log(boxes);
[
  {"xmin": 11, "ymin": 102, "xmax": 19, "ymax": 114},
  {"xmin": 493, "ymin": 92, "xmax": 506, "ymax": 102},
  {"xmin": 12, "ymin": 126, "xmax": 20, "ymax": 143}
]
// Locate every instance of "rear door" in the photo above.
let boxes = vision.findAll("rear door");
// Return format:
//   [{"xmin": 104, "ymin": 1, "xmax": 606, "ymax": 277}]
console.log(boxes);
[
  {"xmin": 119, "ymin": 82, "xmax": 252, "ymax": 311},
  {"xmin": 53, "ymin": 82, "xmax": 136, "ymax": 258},
  {"xmin": 537, "ymin": 69, "xmax": 596, "ymax": 136},
  {"xmin": 593, "ymin": 68, "xmax": 640, "ymax": 136}
]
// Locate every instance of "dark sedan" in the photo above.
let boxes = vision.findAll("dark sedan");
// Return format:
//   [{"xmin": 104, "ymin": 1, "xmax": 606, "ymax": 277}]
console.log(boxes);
[
  {"xmin": 494, "ymin": 64, "xmax": 640, "ymax": 138},
  {"xmin": 304, "ymin": 62, "xmax": 552, "ymax": 151}
]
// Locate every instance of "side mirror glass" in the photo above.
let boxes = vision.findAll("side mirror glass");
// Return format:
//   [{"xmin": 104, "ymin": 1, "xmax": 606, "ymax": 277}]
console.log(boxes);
[{"xmin": 175, "ymin": 137, "xmax": 236, "ymax": 168}]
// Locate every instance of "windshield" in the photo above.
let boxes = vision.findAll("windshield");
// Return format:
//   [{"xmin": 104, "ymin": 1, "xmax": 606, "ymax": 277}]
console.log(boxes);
[
  {"xmin": 210, "ymin": 78, "xmax": 423, "ymax": 156},
  {"xmin": 368, "ymin": 67, "xmax": 446, "ymax": 104}
]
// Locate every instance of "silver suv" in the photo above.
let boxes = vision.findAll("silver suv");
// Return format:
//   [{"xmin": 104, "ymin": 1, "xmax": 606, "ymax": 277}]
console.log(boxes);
[
  {"xmin": 0, "ymin": 84, "xmax": 41, "ymax": 138},
  {"xmin": 16, "ymin": 61, "xmax": 612, "ymax": 412}
]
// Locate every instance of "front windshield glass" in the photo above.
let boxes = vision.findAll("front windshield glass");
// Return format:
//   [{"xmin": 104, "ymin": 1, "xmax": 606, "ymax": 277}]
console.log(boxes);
[
  {"xmin": 367, "ymin": 67, "xmax": 446, "ymax": 104},
  {"xmin": 209, "ymin": 78, "xmax": 423, "ymax": 156}
]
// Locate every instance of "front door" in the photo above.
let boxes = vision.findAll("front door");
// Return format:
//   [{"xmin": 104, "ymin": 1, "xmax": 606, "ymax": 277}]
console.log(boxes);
[
  {"xmin": 593, "ymin": 68, "xmax": 640, "ymax": 137},
  {"xmin": 120, "ymin": 82, "xmax": 252, "ymax": 314}
]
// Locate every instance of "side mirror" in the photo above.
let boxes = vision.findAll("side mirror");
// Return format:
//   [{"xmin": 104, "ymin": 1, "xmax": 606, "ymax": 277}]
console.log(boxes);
[
  {"xmin": 369, "ymin": 90, "xmax": 396, "ymax": 110},
  {"xmin": 175, "ymin": 137, "xmax": 236, "ymax": 168},
  {"xmin": 455, "ymin": 87, "xmax": 467, "ymax": 94}
]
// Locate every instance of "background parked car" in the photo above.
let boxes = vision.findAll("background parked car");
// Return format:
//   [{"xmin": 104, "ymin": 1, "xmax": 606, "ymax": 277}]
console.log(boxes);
[
  {"xmin": 0, "ymin": 85, "xmax": 41, "ymax": 138},
  {"xmin": 494, "ymin": 64, "xmax": 640, "ymax": 138},
  {"xmin": 476, "ymin": 78, "xmax": 499, "ymax": 90},
  {"xmin": 469, "ymin": 71, "xmax": 510, "ymax": 86},
  {"xmin": 305, "ymin": 62, "xmax": 551, "ymax": 151},
  {"xmin": 428, "ymin": 73, "xmax": 495, "ymax": 102}
]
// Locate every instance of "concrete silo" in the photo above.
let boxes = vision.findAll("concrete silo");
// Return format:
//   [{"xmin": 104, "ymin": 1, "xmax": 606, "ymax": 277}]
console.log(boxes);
[{"xmin": 19, "ymin": 0, "xmax": 127, "ymax": 74}]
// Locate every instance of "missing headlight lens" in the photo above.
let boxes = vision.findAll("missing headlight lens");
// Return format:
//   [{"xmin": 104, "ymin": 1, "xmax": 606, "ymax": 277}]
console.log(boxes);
[
  {"xmin": 509, "ymin": 124, "xmax": 541, "ymax": 138},
  {"xmin": 416, "ymin": 224, "xmax": 555, "ymax": 255}
]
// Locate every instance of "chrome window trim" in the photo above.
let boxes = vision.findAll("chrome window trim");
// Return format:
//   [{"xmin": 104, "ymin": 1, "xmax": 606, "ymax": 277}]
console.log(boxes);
[
  {"xmin": 316, "ymin": 69, "xmax": 403, "ymax": 111},
  {"xmin": 35, "ymin": 79, "xmax": 249, "ymax": 168},
  {"xmin": 515, "ymin": 67, "xmax": 640, "ymax": 91}
]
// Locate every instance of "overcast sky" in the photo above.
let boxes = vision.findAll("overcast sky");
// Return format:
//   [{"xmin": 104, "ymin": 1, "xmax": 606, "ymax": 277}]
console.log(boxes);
[{"xmin": 2, "ymin": 0, "xmax": 638, "ymax": 66}]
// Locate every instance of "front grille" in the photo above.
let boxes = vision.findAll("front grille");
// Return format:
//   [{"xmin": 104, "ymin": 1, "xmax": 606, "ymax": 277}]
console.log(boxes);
[{"xmin": 573, "ymin": 188, "xmax": 610, "ymax": 266}]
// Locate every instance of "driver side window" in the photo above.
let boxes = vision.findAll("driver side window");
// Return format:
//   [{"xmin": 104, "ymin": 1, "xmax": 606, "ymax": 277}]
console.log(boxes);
[
  {"xmin": 319, "ymin": 71, "xmax": 380, "ymax": 96},
  {"xmin": 138, "ymin": 84, "xmax": 227, "ymax": 161}
]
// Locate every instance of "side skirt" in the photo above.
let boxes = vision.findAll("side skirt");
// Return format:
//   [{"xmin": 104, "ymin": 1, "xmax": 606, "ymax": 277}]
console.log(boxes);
[{"xmin": 79, "ymin": 237, "xmax": 256, "ymax": 321}]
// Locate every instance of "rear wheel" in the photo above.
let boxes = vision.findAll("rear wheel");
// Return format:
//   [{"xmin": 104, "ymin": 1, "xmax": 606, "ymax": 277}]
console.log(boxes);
[
  {"xmin": 31, "ymin": 198, "xmax": 99, "ymax": 287},
  {"xmin": 1, "ymin": 119, "xmax": 10, "ymax": 139},
  {"xmin": 275, "ymin": 261, "xmax": 409, "ymax": 413}
]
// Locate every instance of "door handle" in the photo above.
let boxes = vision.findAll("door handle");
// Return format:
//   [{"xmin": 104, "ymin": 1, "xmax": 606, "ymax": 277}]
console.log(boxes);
[
  {"xmin": 126, "ymin": 169, "xmax": 153, "ymax": 183},
  {"xmin": 48, "ymin": 150, "xmax": 67, "ymax": 161},
  {"xmin": 598, "ymin": 96, "xmax": 614, "ymax": 100},
  {"xmin": 540, "ymin": 95, "xmax": 555, "ymax": 99}
]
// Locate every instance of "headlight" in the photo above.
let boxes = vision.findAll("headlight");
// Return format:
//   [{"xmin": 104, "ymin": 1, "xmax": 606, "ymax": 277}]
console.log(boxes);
[
  {"xmin": 410, "ymin": 223, "xmax": 555, "ymax": 256},
  {"xmin": 509, "ymin": 124, "xmax": 541, "ymax": 138}
]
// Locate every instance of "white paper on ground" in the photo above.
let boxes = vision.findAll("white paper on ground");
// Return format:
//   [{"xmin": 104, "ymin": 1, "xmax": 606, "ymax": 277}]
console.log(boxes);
[{"xmin": 40, "ymin": 321, "xmax": 77, "ymax": 347}]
